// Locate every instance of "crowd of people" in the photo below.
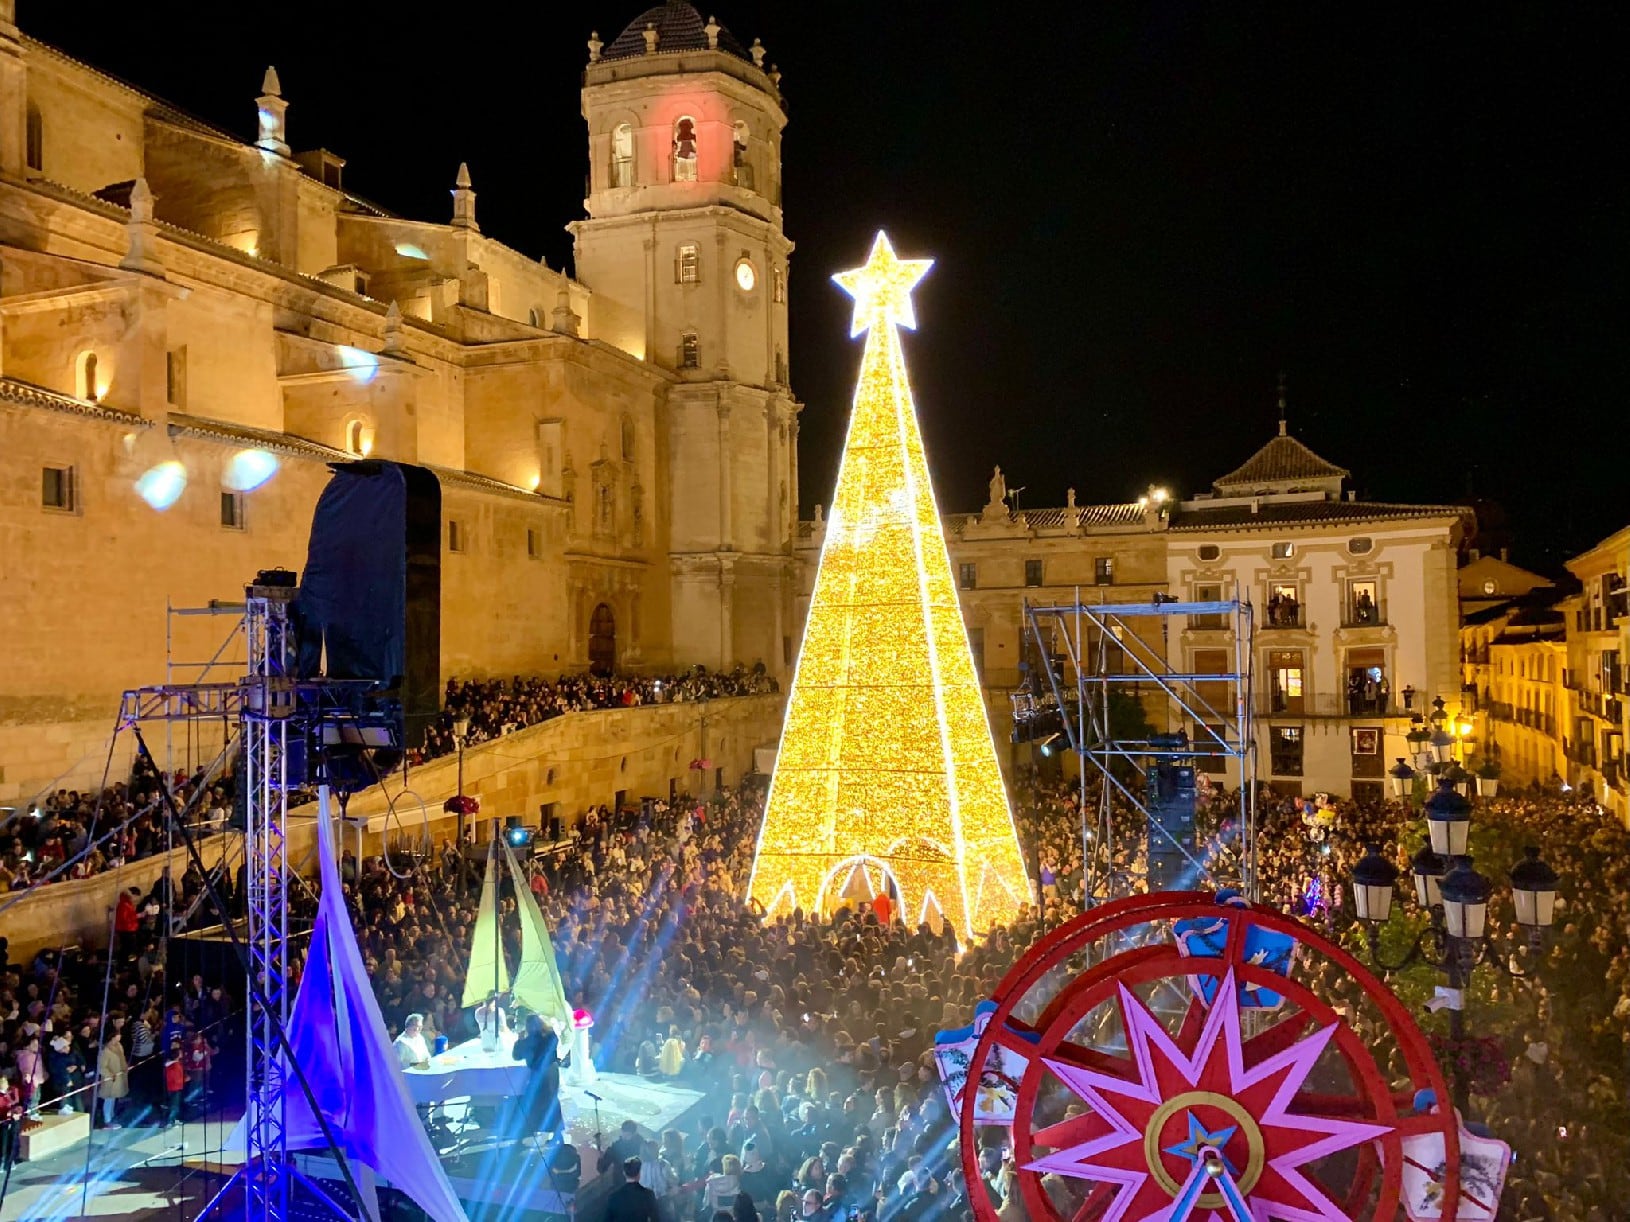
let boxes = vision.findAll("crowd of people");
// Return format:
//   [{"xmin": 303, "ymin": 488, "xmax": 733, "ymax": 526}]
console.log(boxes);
[
  {"xmin": 4, "ymin": 730, "xmax": 1627, "ymax": 1218},
  {"xmin": 418, "ymin": 666, "xmax": 781, "ymax": 762}
]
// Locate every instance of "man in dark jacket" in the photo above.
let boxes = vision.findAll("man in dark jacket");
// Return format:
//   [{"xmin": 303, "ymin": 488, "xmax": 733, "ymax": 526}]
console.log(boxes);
[{"xmin": 601, "ymin": 1157, "xmax": 660, "ymax": 1222}]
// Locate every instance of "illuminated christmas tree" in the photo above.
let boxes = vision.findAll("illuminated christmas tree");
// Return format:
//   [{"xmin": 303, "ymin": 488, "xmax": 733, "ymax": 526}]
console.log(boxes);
[{"xmin": 747, "ymin": 232, "xmax": 1030, "ymax": 942}]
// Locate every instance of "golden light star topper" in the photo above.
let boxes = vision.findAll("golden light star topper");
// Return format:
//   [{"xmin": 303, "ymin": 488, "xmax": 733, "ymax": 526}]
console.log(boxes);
[{"xmin": 832, "ymin": 230, "xmax": 934, "ymax": 337}]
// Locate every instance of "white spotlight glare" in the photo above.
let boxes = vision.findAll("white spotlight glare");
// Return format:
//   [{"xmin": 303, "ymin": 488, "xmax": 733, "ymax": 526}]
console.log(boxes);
[
  {"xmin": 135, "ymin": 460, "xmax": 188, "ymax": 510},
  {"xmin": 223, "ymin": 448, "xmax": 280, "ymax": 492}
]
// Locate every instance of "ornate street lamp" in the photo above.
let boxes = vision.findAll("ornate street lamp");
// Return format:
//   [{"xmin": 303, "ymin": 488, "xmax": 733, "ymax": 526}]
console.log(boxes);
[
  {"xmin": 1351, "ymin": 845, "xmax": 1400, "ymax": 923},
  {"xmin": 1508, "ymin": 846, "xmax": 1559, "ymax": 932},
  {"xmin": 1410, "ymin": 842, "xmax": 1446, "ymax": 909},
  {"xmin": 1424, "ymin": 778, "xmax": 1472, "ymax": 857},
  {"xmin": 453, "ymin": 714, "xmax": 471, "ymax": 843},
  {"xmin": 1388, "ymin": 757, "xmax": 1417, "ymax": 801},
  {"xmin": 1438, "ymin": 856, "xmax": 1492, "ymax": 941}
]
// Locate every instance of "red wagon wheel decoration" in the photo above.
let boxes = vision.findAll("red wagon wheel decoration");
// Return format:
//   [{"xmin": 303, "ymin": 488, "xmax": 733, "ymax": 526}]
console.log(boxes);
[{"xmin": 958, "ymin": 892, "xmax": 1462, "ymax": 1221}]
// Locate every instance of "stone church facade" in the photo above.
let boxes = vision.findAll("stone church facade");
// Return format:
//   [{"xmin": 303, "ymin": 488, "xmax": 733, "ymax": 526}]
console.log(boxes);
[{"xmin": 0, "ymin": 1, "xmax": 798, "ymax": 801}]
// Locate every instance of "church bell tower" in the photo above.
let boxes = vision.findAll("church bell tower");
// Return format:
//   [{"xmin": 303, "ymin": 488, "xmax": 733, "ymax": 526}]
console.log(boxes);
[{"xmin": 570, "ymin": 2, "xmax": 799, "ymax": 677}]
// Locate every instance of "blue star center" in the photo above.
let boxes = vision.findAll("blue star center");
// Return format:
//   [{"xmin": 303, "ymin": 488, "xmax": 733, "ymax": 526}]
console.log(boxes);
[{"xmin": 1163, "ymin": 1111, "xmax": 1240, "ymax": 1176}]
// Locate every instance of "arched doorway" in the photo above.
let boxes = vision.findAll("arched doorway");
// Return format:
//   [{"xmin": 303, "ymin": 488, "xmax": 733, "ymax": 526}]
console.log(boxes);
[{"xmin": 588, "ymin": 603, "xmax": 616, "ymax": 675}]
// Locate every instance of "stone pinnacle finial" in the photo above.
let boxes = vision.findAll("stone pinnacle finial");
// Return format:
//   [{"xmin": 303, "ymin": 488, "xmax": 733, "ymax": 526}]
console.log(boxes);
[
  {"xmin": 119, "ymin": 177, "xmax": 164, "ymax": 277},
  {"xmin": 383, "ymin": 301, "xmax": 405, "ymax": 356},
  {"xmin": 769, "ymin": 64, "xmax": 782, "ymax": 88},
  {"xmin": 587, "ymin": 30, "xmax": 603, "ymax": 62},
  {"xmin": 1277, "ymin": 371, "xmax": 1288, "ymax": 436},
  {"xmin": 705, "ymin": 15, "xmax": 720, "ymax": 49},
  {"xmin": 451, "ymin": 162, "xmax": 478, "ymax": 231},
  {"xmin": 750, "ymin": 37, "xmax": 766, "ymax": 67},
  {"xmin": 551, "ymin": 273, "xmax": 581, "ymax": 337},
  {"xmin": 642, "ymin": 22, "xmax": 658, "ymax": 54},
  {"xmin": 256, "ymin": 66, "xmax": 290, "ymax": 156}
]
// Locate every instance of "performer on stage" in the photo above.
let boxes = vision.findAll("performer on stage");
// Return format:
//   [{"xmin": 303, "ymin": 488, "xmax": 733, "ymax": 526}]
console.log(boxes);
[
  {"xmin": 475, "ymin": 994, "xmax": 509, "ymax": 1053},
  {"xmin": 512, "ymin": 1013, "xmax": 562, "ymax": 1140},
  {"xmin": 394, "ymin": 1013, "xmax": 431, "ymax": 1070}
]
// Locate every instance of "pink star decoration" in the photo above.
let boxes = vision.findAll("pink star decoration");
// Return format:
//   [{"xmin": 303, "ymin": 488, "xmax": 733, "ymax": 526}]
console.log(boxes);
[{"xmin": 1026, "ymin": 969, "xmax": 1390, "ymax": 1221}]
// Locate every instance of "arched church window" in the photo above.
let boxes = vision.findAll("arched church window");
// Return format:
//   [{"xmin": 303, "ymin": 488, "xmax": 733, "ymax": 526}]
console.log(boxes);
[
  {"xmin": 731, "ymin": 120, "xmax": 753, "ymax": 190},
  {"xmin": 76, "ymin": 351, "xmax": 98, "ymax": 401},
  {"xmin": 611, "ymin": 122, "xmax": 634, "ymax": 188},
  {"xmin": 679, "ymin": 332, "xmax": 699, "ymax": 369},
  {"xmin": 672, "ymin": 116, "xmax": 698, "ymax": 182},
  {"xmin": 528, "ymin": 307, "xmax": 541, "ymax": 327}
]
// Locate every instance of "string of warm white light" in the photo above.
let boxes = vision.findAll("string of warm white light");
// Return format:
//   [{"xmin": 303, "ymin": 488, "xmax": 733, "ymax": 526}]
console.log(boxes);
[{"xmin": 746, "ymin": 232, "xmax": 1031, "ymax": 943}]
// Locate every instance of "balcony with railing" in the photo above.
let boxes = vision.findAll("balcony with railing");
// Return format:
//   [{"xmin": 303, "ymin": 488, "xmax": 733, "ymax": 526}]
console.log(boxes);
[
  {"xmin": 1342, "ymin": 597, "xmax": 1388, "ymax": 629},
  {"xmin": 1262, "ymin": 600, "xmax": 1305, "ymax": 631},
  {"xmin": 1262, "ymin": 692, "xmax": 1401, "ymax": 719}
]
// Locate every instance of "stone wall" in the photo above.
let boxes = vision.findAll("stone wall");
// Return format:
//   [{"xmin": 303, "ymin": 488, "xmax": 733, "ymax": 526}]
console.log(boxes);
[{"xmin": 0, "ymin": 694, "xmax": 784, "ymax": 957}]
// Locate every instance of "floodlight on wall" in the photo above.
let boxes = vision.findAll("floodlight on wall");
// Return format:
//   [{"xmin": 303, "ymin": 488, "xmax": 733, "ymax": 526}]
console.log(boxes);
[
  {"xmin": 125, "ymin": 428, "xmax": 189, "ymax": 511},
  {"xmin": 223, "ymin": 448, "xmax": 280, "ymax": 492}
]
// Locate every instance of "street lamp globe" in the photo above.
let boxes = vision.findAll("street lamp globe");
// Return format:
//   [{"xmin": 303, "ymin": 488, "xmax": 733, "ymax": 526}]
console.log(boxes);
[
  {"xmin": 1439, "ymin": 856, "xmax": 1492, "ymax": 940},
  {"xmin": 1509, "ymin": 846, "xmax": 1560, "ymax": 930},
  {"xmin": 1351, "ymin": 845, "xmax": 1400, "ymax": 923},
  {"xmin": 1424, "ymin": 778, "xmax": 1472, "ymax": 857},
  {"xmin": 453, "ymin": 715, "xmax": 470, "ymax": 742},
  {"xmin": 1410, "ymin": 841, "xmax": 1446, "ymax": 909},
  {"xmin": 1388, "ymin": 757, "xmax": 1416, "ymax": 800}
]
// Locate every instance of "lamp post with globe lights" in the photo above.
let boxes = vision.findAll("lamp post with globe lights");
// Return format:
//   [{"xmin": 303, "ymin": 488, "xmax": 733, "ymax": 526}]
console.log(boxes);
[{"xmin": 1346, "ymin": 776, "xmax": 1560, "ymax": 1111}]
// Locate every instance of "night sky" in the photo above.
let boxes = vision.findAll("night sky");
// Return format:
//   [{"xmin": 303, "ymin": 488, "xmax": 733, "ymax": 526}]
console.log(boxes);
[{"xmin": 27, "ymin": 3, "xmax": 1626, "ymax": 569}]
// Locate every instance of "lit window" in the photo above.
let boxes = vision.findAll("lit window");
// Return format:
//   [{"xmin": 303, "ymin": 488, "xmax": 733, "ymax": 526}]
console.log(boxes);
[
  {"xmin": 1095, "ymin": 557, "xmax": 1114, "ymax": 585},
  {"xmin": 1271, "ymin": 541, "xmax": 1294, "ymax": 559},
  {"xmin": 672, "ymin": 116, "xmax": 698, "ymax": 182},
  {"xmin": 675, "ymin": 243, "xmax": 700, "ymax": 284},
  {"xmin": 679, "ymin": 332, "xmax": 700, "ymax": 368},
  {"xmin": 611, "ymin": 122, "xmax": 634, "ymax": 188},
  {"xmin": 1025, "ymin": 559, "xmax": 1044, "ymax": 587},
  {"xmin": 731, "ymin": 120, "xmax": 754, "ymax": 189},
  {"xmin": 42, "ymin": 465, "xmax": 76, "ymax": 511},
  {"xmin": 1269, "ymin": 649, "xmax": 1304, "ymax": 713},
  {"xmin": 220, "ymin": 491, "xmax": 245, "ymax": 530},
  {"xmin": 1271, "ymin": 726, "xmax": 1303, "ymax": 776},
  {"xmin": 959, "ymin": 562, "xmax": 977, "ymax": 590}
]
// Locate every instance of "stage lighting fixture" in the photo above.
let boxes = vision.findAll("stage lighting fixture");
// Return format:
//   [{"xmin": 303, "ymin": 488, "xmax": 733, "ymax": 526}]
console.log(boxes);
[
  {"xmin": 506, "ymin": 825, "xmax": 535, "ymax": 849},
  {"xmin": 1037, "ymin": 733, "xmax": 1061, "ymax": 758}
]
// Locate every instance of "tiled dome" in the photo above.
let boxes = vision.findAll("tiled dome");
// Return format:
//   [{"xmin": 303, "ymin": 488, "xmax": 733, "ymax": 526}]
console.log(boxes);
[{"xmin": 602, "ymin": 2, "xmax": 752, "ymax": 63}]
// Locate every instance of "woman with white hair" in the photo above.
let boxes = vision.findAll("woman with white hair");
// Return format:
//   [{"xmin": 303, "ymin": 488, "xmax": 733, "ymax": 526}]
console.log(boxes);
[{"xmin": 394, "ymin": 1013, "xmax": 431, "ymax": 1069}]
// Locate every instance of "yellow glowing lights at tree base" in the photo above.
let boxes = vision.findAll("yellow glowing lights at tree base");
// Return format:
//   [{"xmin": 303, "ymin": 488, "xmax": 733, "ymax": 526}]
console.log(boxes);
[{"xmin": 746, "ymin": 232, "xmax": 1031, "ymax": 943}]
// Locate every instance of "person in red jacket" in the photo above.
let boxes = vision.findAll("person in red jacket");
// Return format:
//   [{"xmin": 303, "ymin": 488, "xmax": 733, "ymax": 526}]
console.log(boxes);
[
  {"xmin": 113, "ymin": 887, "xmax": 141, "ymax": 957},
  {"xmin": 163, "ymin": 1040, "xmax": 186, "ymax": 1127}
]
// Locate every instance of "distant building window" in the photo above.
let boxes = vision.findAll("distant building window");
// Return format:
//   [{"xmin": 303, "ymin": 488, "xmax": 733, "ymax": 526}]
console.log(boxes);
[
  {"xmin": 25, "ymin": 104, "xmax": 42, "ymax": 172},
  {"xmin": 1191, "ymin": 582, "xmax": 1225, "ymax": 630},
  {"xmin": 679, "ymin": 332, "xmax": 700, "ymax": 368},
  {"xmin": 448, "ymin": 520, "xmax": 465, "ymax": 553},
  {"xmin": 41, "ymin": 465, "xmax": 76, "ymax": 511},
  {"xmin": 672, "ymin": 116, "xmax": 698, "ymax": 182},
  {"xmin": 1348, "ymin": 536, "xmax": 1373, "ymax": 555},
  {"xmin": 1270, "ymin": 726, "xmax": 1303, "ymax": 776},
  {"xmin": 1198, "ymin": 543, "xmax": 1220, "ymax": 562},
  {"xmin": 621, "ymin": 416, "xmax": 636, "ymax": 462},
  {"xmin": 528, "ymin": 307, "xmax": 541, "ymax": 327},
  {"xmin": 527, "ymin": 527, "xmax": 540, "ymax": 558},
  {"xmin": 1094, "ymin": 557, "xmax": 1114, "ymax": 585},
  {"xmin": 1271, "ymin": 541, "xmax": 1294, "ymax": 559},
  {"xmin": 1269, "ymin": 649, "xmax": 1305, "ymax": 713},
  {"xmin": 610, "ymin": 122, "xmax": 634, "ymax": 188},
  {"xmin": 675, "ymin": 243, "xmax": 700, "ymax": 284},
  {"xmin": 959, "ymin": 562, "xmax": 977, "ymax": 590},
  {"xmin": 773, "ymin": 266, "xmax": 786, "ymax": 303},
  {"xmin": 1025, "ymin": 559, "xmax": 1044, "ymax": 587},
  {"xmin": 220, "ymin": 491, "xmax": 245, "ymax": 530}
]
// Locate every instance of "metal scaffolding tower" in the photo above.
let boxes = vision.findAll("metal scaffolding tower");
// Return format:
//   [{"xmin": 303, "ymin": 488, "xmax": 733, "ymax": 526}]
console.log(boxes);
[{"xmin": 1016, "ymin": 588, "xmax": 1258, "ymax": 905}]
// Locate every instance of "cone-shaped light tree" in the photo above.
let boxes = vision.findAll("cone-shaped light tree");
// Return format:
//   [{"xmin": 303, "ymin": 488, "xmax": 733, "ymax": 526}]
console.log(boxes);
[{"xmin": 747, "ymin": 232, "xmax": 1030, "ymax": 942}]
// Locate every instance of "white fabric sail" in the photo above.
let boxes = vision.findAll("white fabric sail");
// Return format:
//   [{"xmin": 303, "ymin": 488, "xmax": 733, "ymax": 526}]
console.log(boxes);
[
  {"xmin": 461, "ymin": 842, "xmax": 509, "ymax": 1008},
  {"xmin": 501, "ymin": 840, "xmax": 572, "ymax": 1032},
  {"xmin": 227, "ymin": 796, "xmax": 469, "ymax": 1222}
]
